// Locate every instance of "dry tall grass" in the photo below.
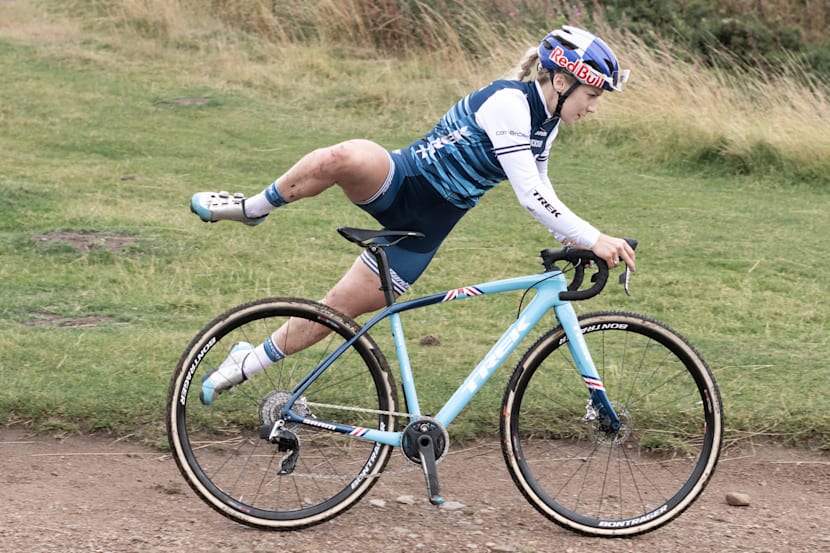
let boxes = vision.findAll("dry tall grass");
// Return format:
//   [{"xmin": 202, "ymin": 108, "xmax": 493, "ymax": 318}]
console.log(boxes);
[
  {"xmin": 17, "ymin": 0, "xmax": 830, "ymax": 183},
  {"xmin": 600, "ymin": 25, "xmax": 830, "ymax": 181}
]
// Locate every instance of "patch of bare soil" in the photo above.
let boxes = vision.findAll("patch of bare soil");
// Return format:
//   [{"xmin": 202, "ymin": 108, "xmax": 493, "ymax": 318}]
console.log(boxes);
[
  {"xmin": 155, "ymin": 97, "xmax": 211, "ymax": 107},
  {"xmin": 2, "ymin": 425, "xmax": 829, "ymax": 553},
  {"xmin": 33, "ymin": 230, "xmax": 138, "ymax": 253}
]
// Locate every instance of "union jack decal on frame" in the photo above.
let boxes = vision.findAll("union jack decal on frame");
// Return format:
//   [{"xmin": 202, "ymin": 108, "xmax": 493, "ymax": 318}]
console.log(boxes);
[
  {"xmin": 349, "ymin": 427, "xmax": 369, "ymax": 437},
  {"xmin": 582, "ymin": 375, "xmax": 605, "ymax": 392},
  {"xmin": 442, "ymin": 286, "xmax": 484, "ymax": 302}
]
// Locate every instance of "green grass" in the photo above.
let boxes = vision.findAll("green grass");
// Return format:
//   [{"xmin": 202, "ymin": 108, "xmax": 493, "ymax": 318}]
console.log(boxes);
[{"xmin": 1, "ymin": 3, "xmax": 829, "ymax": 449}]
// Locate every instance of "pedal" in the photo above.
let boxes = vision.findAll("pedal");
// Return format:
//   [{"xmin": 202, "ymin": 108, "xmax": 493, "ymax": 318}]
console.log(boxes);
[{"xmin": 417, "ymin": 434, "xmax": 443, "ymax": 505}]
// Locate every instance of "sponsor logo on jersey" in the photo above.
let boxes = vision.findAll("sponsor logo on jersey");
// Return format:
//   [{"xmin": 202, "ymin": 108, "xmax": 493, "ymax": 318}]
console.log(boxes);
[{"xmin": 413, "ymin": 126, "xmax": 474, "ymax": 159}]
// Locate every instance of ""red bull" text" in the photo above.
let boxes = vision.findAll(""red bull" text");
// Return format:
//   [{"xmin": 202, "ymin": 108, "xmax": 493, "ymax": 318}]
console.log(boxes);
[{"xmin": 547, "ymin": 46, "xmax": 607, "ymax": 89}]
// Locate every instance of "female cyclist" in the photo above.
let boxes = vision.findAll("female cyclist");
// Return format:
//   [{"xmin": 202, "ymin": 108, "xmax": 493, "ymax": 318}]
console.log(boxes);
[{"xmin": 190, "ymin": 25, "xmax": 636, "ymax": 404}]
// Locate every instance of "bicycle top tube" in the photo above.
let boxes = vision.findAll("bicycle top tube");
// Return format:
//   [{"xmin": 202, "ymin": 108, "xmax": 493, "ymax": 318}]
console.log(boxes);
[
  {"xmin": 285, "ymin": 268, "xmax": 570, "ymax": 402},
  {"xmin": 337, "ymin": 225, "xmax": 636, "ymax": 308}
]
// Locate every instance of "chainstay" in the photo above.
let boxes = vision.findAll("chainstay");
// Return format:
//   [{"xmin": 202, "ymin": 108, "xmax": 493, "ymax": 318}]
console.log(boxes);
[
  {"xmin": 279, "ymin": 402, "xmax": 432, "ymax": 480},
  {"xmin": 277, "ymin": 462, "xmax": 422, "ymax": 481}
]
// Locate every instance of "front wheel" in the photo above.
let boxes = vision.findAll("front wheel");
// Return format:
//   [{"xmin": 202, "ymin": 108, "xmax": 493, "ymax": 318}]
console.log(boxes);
[
  {"xmin": 501, "ymin": 311, "xmax": 723, "ymax": 537},
  {"xmin": 166, "ymin": 297, "xmax": 398, "ymax": 530}
]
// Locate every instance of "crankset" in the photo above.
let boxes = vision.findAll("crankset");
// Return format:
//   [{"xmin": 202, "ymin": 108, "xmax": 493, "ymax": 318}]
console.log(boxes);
[{"xmin": 400, "ymin": 418, "xmax": 449, "ymax": 506}]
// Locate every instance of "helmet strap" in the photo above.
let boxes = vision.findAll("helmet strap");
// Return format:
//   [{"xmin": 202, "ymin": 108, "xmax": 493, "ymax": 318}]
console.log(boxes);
[{"xmin": 550, "ymin": 72, "xmax": 581, "ymax": 119}]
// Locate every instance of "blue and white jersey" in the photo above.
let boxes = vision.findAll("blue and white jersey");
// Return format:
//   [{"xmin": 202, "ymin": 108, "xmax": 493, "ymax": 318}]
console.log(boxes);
[
  {"xmin": 403, "ymin": 80, "xmax": 556, "ymax": 208},
  {"xmin": 400, "ymin": 79, "xmax": 600, "ymax": 248}
]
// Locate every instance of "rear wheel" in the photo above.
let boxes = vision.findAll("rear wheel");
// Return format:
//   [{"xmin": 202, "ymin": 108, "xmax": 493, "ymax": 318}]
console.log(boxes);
[
  {"xmin": 501, "ymin": 311, "xmax": 722, "ymax": 537},
  {"xmin": 167, "ymin": 297, "xmax": 397, "ymax": 529}
]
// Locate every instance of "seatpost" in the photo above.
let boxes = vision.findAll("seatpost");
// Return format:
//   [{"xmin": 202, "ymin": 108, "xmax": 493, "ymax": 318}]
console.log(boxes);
[{"xmin": 368, "ymin": 244, "xmax": 396, "ymax": 307}]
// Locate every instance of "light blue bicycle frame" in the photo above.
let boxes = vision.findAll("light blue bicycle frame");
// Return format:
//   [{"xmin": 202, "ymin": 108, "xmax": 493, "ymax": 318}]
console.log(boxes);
[{"xmin": 281, "ymin": 268, "xmax": 619, "ymax": 446}]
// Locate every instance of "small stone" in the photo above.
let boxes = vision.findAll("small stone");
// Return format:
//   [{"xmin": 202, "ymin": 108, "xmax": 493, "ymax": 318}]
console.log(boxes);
[
  {"xmin": 369, "ymin": 498, "xmax": 387, "ymax": 508},
  {"xmin": 725, "ymin": 492, "xmax": 751, "ymax": 506},
  {"xmin": 440, "ymin": 500, "xmax": 466, "ymax": 511},
  {"xmin": 396, "ymin": 495, "xmax": 416, "ymax": 505}
]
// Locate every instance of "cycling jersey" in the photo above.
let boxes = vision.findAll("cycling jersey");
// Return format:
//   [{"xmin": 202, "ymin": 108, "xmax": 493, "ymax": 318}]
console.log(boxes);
[
  {"xmin": 402, "ymin": 79, "xmax": 599, "ymax": 247},
  {"xmin": 357, "ymin": 79, "xmax": 600, "ymax": 293}
]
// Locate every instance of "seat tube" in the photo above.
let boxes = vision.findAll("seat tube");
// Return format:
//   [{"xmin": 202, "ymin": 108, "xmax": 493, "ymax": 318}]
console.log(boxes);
[{"xmin": 389, "ymin": 311, "xmax": 421, "ymax": 419}]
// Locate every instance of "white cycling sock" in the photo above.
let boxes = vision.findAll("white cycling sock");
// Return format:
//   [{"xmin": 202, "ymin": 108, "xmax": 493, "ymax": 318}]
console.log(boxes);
[
  {"xmin": 244, "ymin": 180, "xmax": 288, "ymax": 218},
  {"xmin": 242, "ymin": 337, "xmax": 286, "ymax": 378}
]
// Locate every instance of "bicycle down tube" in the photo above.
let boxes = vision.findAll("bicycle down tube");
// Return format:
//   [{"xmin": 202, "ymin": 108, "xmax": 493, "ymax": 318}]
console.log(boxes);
[{"xmin": 280, "ymin": 268, "xmax": 620, "ymax": 445}]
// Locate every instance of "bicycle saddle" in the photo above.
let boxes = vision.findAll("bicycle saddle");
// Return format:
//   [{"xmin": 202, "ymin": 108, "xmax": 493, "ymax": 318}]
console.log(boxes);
[{"xmin": 337, "ymin": 227, "xmax": 425, "ymax": 247}]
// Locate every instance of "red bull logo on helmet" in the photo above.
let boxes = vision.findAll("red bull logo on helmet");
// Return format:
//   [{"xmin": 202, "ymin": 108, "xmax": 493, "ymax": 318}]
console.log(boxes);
[{"xmin": 548, "ymin": 46, "xmax": 608, "ymax": 89}]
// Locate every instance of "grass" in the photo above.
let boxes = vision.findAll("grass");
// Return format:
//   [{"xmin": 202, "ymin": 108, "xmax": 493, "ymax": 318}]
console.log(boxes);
[{"xmin": 1, "ymin": 1, "xmax": 829, "ymax": 448}]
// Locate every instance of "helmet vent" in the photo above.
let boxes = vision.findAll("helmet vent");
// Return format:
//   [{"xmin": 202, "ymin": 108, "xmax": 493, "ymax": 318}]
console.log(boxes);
[
  {"xmin": 555, "ymin": 37, "xmax": 579, "ymax": 51},
  {"xmin": 600, "ymin": 59, "xmax": 615, "ymax": 74}
]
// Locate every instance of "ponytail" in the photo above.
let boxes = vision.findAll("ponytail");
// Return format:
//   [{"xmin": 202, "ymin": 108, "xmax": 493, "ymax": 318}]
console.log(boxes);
[{"xmin": 505, "ymin": 46, "xmax": 539, "ymax": 81}]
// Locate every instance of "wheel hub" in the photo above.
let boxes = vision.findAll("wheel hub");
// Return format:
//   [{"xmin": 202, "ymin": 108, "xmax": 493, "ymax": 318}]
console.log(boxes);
[
  {"xmin": 259, "ymin": 390, "xmax": 310, "ymax": 431},
  {"xmin": 592, "ymin": 401, "xmax": 632, "ymax": 447}
]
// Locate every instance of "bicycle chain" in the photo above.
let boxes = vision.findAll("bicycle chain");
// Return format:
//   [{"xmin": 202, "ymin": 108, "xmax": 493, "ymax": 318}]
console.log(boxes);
[{"xmin": 276, "ymin": 401, "xmax": 440, "ymax": 481}]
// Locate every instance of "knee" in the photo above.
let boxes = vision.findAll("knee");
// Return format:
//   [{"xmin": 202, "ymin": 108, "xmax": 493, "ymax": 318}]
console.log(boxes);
[{"xmin": 320, "ymin": 140, "xmax": 374, "ymax": 173}]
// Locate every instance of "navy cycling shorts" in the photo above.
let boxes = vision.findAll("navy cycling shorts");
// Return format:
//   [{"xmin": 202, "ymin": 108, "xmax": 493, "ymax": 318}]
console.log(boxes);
[{"xmin": 354, "ymin": 150, "xmax": 467, "ymax": 294}]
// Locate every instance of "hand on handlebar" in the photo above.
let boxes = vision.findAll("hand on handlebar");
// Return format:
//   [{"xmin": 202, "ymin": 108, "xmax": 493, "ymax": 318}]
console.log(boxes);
[
  {"xmin": 592, "ymin": 234, "xmax": 636, "ymax": 272},
  {"xmin": 540, "ymin": 236, "xmax": 637, "ymax": 301}
]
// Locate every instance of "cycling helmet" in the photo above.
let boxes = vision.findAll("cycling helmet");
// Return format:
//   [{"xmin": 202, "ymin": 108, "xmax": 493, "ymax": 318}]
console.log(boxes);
[{"xmin": 538, "ymin": 25, "xmax": 629, "ymax": 92}]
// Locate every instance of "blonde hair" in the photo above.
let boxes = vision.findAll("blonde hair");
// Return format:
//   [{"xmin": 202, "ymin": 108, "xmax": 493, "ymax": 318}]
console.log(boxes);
[
  {"xmin": 505, "ymin": 46, "xmax": 574, "ymax": 86},
  {"xmin": 504, "ymin": 47, "xmax": 539, "ymax": 80}
]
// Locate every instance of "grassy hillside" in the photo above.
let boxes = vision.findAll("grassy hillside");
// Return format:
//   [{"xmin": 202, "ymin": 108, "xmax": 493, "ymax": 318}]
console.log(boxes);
[
  {"xmin": 41, "ymin": 0, "xmax": 830, "ymax": 186},
  {"xmin": 1, "ymin": 1, "xmax": 828, "ymax": 448}
]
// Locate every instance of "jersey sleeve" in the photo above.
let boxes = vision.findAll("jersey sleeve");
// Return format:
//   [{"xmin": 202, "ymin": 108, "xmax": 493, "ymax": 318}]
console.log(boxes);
[{"xmin": 475, "ymin": 89, "xmax": 600, "ymax": 248}]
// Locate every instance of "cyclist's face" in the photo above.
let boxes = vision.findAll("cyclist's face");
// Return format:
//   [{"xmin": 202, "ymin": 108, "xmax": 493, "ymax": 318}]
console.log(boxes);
[{"xmin": 560, "ymin": 85, "xmax": 603, "ymax": 125}]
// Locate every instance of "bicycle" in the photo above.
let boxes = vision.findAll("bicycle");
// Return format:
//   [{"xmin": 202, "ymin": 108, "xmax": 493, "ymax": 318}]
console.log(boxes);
[{"xmin": 166, "ymin": 227, "xmax": 723, "ymax": 537}]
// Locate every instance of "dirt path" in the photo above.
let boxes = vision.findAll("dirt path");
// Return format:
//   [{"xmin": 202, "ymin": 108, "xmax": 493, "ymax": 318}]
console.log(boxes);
[{"xmin": 2, "ymin": 425, "xmax": 829, "ymax": 553}]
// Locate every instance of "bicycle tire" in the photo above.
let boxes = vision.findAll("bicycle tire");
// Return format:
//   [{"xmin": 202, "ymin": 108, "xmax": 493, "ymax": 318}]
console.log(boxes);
[
  {"xmin": 166, "ymin": 297, "xmax": 398, "ymax": 530},
  {"xmin": 500, "ymin": 311, "xmax": 723, "ymax": 537}
]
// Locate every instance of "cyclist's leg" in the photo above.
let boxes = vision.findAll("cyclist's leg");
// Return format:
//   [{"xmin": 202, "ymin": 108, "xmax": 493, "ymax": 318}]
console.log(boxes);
[
  {"xmin": 192, "ymin": 139, "xmax": 392, "ymax": 222},
  {"xmin": 201, "ymin": 157, "xmax": 465, "ymax": 397},
  {"xmin": 272, "ymin": 238, "xmax": 444, "ymax": 355},
  {"xmin": 199, "ymin": 258, "xmax": 394, "ymax": 404},
  {"xmin": 248, "ymin": 139, "xmax": 393, "ymax": 215},
  {"xmin": 274, "ymin": 258, "xmax": 390, "ymax": 355},
  {"xmin": 269, "ymin": 171, "xmax": 466, "ymax": 355}
]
